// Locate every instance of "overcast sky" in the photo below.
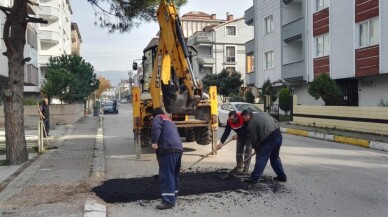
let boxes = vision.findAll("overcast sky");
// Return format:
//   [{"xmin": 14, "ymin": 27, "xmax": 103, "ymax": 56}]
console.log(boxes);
[{"xmin": 69, "ymin": 0, "xmax": 253, "ymax": 72}]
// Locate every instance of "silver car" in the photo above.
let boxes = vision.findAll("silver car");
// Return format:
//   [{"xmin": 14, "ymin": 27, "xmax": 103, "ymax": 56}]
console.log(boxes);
[{"xmin": 217, "ymin": 102, "xmax": 262, "ymax": 126}]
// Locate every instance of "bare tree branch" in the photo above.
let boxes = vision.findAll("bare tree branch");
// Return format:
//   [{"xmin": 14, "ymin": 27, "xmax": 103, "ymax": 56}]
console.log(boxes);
[
  {"xmin": 0, "ymin": 6, "xmax": 12, "ymax": 16},
  {"xmin": 26, "ymin": 16, "xmax": 48, "ymax": 24}
]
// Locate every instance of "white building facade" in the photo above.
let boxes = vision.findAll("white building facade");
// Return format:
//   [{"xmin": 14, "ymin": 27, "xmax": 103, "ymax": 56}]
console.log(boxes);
[
  {"xmin": 0, "ymin": 0, "xmax": 39, "ymax": 90},
  {"xmin": 188, "ymin": 17, "xmax": 253, "ymax": 81},
  {"xmin": 247, "ymin": 0, "xmax": 388, "ymax": 106},
  {"xmin": 24, "ymin": 0, "xmax": 72, "ymax": 96}
]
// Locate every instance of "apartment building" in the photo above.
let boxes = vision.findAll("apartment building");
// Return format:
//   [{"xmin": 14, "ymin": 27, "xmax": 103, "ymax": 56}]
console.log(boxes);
[
  {"xmin": 247, "ymin": 0, "xmax": 388, "ymax": 106},
  {"xmin": 0, "ymin": 0, "xmax": 39, "ymax": 89},
  {"xmin": 24, "ymin": 0, "xmax": 72, "ymax": 96},
  {"xmin": 180, "ymin": 11, "xmax": 225, "ymax": 38},
  {"xmin": 71, "ymin": 22, "xmax": 82, "ymax": 55},
  {"xmin": 187, "ymin": 15, "xmax": 254, "ymax": 80},
  {"xmin": 143, "ymin": 11, "xmax": 230, "ymax": 80}
]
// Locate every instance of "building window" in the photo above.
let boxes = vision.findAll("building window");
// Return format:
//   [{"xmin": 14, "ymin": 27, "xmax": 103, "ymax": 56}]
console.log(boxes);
[
  {"xmin": 225, "ymin": 46, "xmax": 236, "ymax": 62},
  {"xmin": 264, "ymin": 15, "xmax": 274, "ymax": 34},
  {"xmin": 226, "ymin": 26, "xmax": 236, "ymax": 36},
  {"xmin": 316, "ymin": 0, "xmax": 329, "ymax": 11},
  {"xmin": 225, "ymin": 67, "xmax": 236, "ymax": 73},
  {"xmin": 358, "ymin": 18, "xmax": 379, "ymax": 48},
  {"xmin": 315, "ymin": 33, "xmax": 330, "ymax": 57},
  {"xmin": 264, "ymin": 51, "xmax": 274, "ymax": 69}
]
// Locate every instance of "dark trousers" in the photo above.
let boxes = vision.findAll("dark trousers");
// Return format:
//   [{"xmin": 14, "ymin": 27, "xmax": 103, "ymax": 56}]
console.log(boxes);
[
  {"xmin": 159, "ymin": 152, "xmax": 182, "ymax": 205},
  {"xmin": 236, "ymin": 136, "xmax": 252, "ymax": 170},
  {"xmin": 44, "ymin": 118, "xmax": 50, "ymax": 136},
  {"xmin": 251, "ymin": 136, "xmax": 286, "ymax": 181}
]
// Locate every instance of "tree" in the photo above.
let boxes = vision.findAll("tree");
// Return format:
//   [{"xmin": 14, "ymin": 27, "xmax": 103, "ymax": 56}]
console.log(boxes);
[
  {"xmin": 95, "ymin": 76, "xmax": 112, "ymax": 99},
  {"xmin": 87, "ymin": 0, "xmax": 187, "ymax": 33},
  {"xmin": 279, "ymin": 88, "xmax": 291, "ymax": 115},
  {"xmin": 202, "ymin": 69, "xmax": 244, "ymax": 103},
  {"xmin": 245, "ymin": 90, "xmax": 255, "ymax": 103},
  {"xmin": 41, "ymin": 55, "xmax": 99, "ymax": 104},
  {"xmin": 261, "ymin": 79, "xmax": 278, "ymax": 104},
  {"xmin": 0, "ymin": 1, "xmax": 47, "ymax": 165},
  {"xmin": 0, "ymin": 0, "xmax": 185, "ymax": 165},
  {"xmin": 308, "ymin": 73, "xmax": 342, "ymax": 106}
]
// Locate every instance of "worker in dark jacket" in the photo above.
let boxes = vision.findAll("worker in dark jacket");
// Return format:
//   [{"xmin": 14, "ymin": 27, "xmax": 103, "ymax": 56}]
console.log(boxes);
[
  {"xmin": 151, "ymin": 108, "xmax": 183, "ymax": 210},
  {"xmin": 217, "ymin": 111, "xmax": 252, "ymax": 173},
  {"xmin": 241, "ymin": 109, "xmax": 287, "ymax": 184},
  {"xmin": 39, "ymin": 98, "xmax": 50, "ymax": 137}
]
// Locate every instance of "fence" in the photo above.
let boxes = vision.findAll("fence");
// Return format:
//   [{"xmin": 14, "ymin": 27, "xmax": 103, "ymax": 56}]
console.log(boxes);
[
  {"xmin": 292, "ymin": 96, "xmax": 388, "ymax": 136},
  {"xmin": 0, "ymin": 104, "xmax": 84, "ymax": 129}
]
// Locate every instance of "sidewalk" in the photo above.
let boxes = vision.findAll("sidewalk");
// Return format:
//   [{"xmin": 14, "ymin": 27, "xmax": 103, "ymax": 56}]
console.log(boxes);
[
  {"xmin": 279, "ymin": 122, "xmax": 388, "ymax": 152},
  {"xmin": 0, "ymin": 115, "xmax": 106, "ymax": 217}
]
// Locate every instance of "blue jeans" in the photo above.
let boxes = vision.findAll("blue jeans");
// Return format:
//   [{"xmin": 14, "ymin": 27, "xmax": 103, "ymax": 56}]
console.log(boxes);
[
  {"xmin": 158, "ymin": 152, "xmax": 182, "ymax": 205},
  {"xmin": 251, "ymin": 136, "xmax": 286, "ymax": 181}
]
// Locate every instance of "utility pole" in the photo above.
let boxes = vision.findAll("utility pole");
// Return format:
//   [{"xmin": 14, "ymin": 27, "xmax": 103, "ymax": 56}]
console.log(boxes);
[{"xmin": 128, "ymin": 70, "xmax": 133, "ymax": 102}]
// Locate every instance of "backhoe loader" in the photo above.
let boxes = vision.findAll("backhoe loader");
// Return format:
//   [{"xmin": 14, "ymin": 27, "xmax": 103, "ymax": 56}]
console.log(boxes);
[{"xmin": 132, "ymin": 0, "xmax": 218, "ymax": 158}]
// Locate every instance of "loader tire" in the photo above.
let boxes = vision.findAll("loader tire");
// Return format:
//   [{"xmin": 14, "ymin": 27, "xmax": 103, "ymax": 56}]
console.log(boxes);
[
  {"xmin": 194, "ymin": 126, "xmax": 211, "ymax": 145},
  {"xmin": 185, "ymin": 128, "xmax": 195, "ymax": 142},
  {"xmin": 140, "ymin": 129, "xmax": 151, "ymax": 147}
]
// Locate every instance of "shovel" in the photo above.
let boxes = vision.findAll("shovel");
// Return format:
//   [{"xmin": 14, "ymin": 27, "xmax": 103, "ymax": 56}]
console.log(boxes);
[
  {"xmin": 181, "ymin": 138, "xmax": 234, "ymax": 173},
  {"xmin": 220, "ymin": 151, "xmax": 256, "ymax": 180}
]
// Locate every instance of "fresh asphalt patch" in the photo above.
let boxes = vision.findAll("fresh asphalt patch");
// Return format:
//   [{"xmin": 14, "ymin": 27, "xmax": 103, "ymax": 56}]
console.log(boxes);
[{"xmin": 92, "ymin": 169, "xmax": 288, "ymax": 204}]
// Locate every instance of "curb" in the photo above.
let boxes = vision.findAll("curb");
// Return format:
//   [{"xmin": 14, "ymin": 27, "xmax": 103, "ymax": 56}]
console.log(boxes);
[
  {"xmin": 280, "ymin": 127, "xmax": 388, "ymax": 152},
  {"xmin": 92, "ymin": 116, "xmax": 105, "ymax": 179},
  {"xmin": 83, "ymin": 199, "xmax": 106, "ymax": 217},
  {"xmin": 86, "ymin": 116, "xmax": 106, "ymax": 217}
]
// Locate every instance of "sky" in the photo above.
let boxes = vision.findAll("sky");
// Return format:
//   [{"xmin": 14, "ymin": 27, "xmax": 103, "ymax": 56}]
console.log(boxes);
[{"xmin": 69, "ymin": 0, "xmax": 253, "ymax": 72}]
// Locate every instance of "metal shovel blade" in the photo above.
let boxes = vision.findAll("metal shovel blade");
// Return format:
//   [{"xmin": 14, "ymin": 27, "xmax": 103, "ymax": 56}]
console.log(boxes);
[{"xmin": 220, "ymin": 152, "xmax": 256, "ymax": 180}]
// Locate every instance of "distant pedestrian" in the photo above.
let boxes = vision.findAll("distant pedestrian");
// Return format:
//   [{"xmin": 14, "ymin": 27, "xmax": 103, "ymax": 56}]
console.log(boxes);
[
  {"xmin": 151, "ymin": 108, "xmax": 183, "ymax": 210},
  {"xmin": 39, "ymin": 98, "xmax": 50, "ymax": 137},
  {"xmin": 241, "ymin": 109, "xmax": 287, "ymax": 184},
  {"xmin": 113, "ymin": 100, "xmax": 118, "ymax": 114},
  {"xmin": 217, "ymin": 111, "xmax": 252, "ymax": 173}
]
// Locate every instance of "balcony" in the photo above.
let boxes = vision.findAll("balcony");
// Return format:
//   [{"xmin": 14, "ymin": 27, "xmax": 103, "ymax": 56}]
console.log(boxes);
[
  {"xmin": 245, "ymin": 39, "xmax": 254, "ymax": 55},
  {"xmin": 24, "ymin": 64, "xmax": 39, "ymax": 86},
  {"xmin": 27, "ymin": 26, "xmax": 38, "ymax": 48},
  {"xmin": 245, "ymin": 6, "xmax": 254, "ymax": 26},
  {"xmin": 245, "ymin": 72, "xmax": 256, "ymax": 86},
  {"xmin": 188, "ymin": 31, "xmax": 213, "ymax": 46},
  {"xmin": 282, "ymin": 17, "xmax": 304, "ymax": 42},
  {"xmin": 39, "ymin": 6, "xmax": 59, "ymax": 20},
  {"xmin": 282, "ymin": 60, "xmax": 305, "ymax": 84},
  {"xmin": 27, "ymin": 0, "xmax": 38, "ymax": 15},
  {"xmin": 40, "ymin": 30, "xmax": 60, "ymax": 44},
  {"xmin": 38, "ymin": 55, "xmax": 51, "ymax": 65},
  {"xmin": 198, "ymin": 54, "xmax": 215, "ymax": 64}
]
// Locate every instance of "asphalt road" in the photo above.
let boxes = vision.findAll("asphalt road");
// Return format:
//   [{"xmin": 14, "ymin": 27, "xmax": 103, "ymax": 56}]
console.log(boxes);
[{"xmin": 102, "ymin": 103, "xmax": 388, "ymax": 217}]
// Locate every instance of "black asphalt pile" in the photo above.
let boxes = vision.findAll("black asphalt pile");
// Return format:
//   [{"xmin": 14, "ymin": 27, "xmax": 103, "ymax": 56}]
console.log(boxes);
[{"xmin": 92, "ymin": 169, "xmax": 285, "ymax": 204}]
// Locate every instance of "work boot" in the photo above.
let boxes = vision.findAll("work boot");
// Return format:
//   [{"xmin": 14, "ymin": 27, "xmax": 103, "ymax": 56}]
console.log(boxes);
[
  {"xmin": 273, "ymin": 176, "xmax": 287, "ymax": 182},
  {"xmin": 155, "ymin": 202, "xmax": 174, "ymax": 210}
]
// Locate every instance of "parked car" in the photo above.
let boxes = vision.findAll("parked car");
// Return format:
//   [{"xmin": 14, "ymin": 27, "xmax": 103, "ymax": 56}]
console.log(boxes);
[
  {"xmin": 103, "ymin": 100, "xmax": 119, "ymax": 114},
  {"xmin": 218, "ymin": 102, "xmax": 262, "ymax": 126},
  {"xmin": 120, "ymin": 99, "xmax": 128, "ymax": 104}
]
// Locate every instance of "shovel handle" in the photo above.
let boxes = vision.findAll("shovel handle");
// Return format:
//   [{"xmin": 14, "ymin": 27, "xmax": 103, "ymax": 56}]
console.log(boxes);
[{"xmin": 181, "ymin": 138, "xmax": 234, "ymax": 172}]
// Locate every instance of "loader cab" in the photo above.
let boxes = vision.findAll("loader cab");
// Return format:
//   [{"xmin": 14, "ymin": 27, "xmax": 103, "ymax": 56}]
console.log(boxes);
[{"xmin": 139, "ymin": 45, "xmax": 158, "ymax": 92}]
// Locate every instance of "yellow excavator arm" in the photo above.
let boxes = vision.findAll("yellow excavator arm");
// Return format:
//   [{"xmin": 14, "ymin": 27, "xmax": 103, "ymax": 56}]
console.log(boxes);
[{"xmin": 150, "ymin": 0, "xmax": 202, "ymax": 113}]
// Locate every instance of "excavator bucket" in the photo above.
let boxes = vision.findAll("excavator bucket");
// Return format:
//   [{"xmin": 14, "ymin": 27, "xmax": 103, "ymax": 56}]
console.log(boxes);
[{"xmin": 169, "ymin": 91, "xmax": 201, "ymax": 114}]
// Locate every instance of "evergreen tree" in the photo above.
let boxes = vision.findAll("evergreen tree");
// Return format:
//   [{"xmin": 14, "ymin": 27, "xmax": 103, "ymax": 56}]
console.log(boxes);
[
  {"xmin": 202, "ymin": 69, "xmax": 243, "ymax": 103},
  {"xmin": 279, "ymin": 88, "xmax": 291, "ymax": 115},
  {"xmin": 308, "ymin": 73, "xmax": 342, "ymax": 106},
  {"xmin": 41, "ymin": 55, "xmax": 99, "ymax": 104}
]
